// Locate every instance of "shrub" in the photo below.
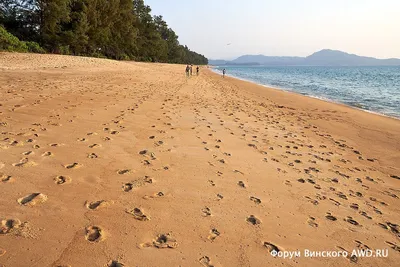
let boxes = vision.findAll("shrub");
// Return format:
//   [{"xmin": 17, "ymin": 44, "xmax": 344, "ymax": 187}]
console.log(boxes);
[
  {"xmin": 58, "ymin": 45, "xmax": 70, "ymax": 55},
  {"xmin": 26, "ymin": 41, "xmax": 46, "ymax": 53},
  {"xmin": 0, "ymin": 25, "xmax": 28, "ymax": 52},
  {"xmin": 118, "ymin": 54, "xmax": 130, "ymax": 60},
  {"xmin": 0, "ymin": 25, "xmax": 46, "ymax": 54},
  {"xmin": 89, "ymin": 51, "xmax": 106, "ymax": 58}
]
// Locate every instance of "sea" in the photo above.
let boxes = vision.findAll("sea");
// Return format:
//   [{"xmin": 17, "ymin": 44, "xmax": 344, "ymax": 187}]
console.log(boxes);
[{"xmin": 212, "ymin": 65, "xmax": 400, "ymax": 119}]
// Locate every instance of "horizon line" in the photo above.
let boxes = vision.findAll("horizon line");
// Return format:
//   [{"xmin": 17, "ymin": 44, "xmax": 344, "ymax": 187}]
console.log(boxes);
[{"xmin": 210, "ymin": 49, "xmax": 400, "ymax": 61}]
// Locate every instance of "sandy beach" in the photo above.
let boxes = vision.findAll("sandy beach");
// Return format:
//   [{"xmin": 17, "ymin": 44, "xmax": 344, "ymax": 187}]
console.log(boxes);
[{"xmin": 0, "ymin": 53, "xmax": 399, "ymax": 267}]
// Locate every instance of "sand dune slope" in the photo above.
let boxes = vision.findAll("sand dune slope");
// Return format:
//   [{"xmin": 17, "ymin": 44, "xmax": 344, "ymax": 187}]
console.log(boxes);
[{"xmin": 0, "ymin": 53, "xmax": 399, "ymax": 267}]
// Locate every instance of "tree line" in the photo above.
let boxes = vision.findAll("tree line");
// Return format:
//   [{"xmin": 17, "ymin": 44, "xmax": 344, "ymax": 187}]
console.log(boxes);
[{"xmin": 0, "ymin": 0, "xmax": 208, "ymax": 64}]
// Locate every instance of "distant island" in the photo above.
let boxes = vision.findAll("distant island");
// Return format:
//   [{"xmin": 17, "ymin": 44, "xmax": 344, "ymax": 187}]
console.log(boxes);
[{"xmin": 209, "ymin": 49, "xmax": 400, "ymax": 66}]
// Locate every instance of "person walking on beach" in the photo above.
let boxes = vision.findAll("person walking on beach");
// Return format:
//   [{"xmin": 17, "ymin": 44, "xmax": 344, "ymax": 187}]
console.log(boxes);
[
  {"xmin": 185, "ymin": 65, "xmax": 190, "ymax": 78},
  {"xmin": 222, "ymin": 68, "xmax": 226, "ymax": 78},
  {"xmin": 196, "ymin": 66, "xmax": 200, "ymax": 76},
  {"xmin": 190, "ymin": 64, "xmax": 193, "ymax": 76}
]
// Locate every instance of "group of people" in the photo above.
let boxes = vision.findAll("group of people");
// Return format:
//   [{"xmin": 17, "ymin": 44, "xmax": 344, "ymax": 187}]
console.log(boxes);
[
  {"xmin": 185, "ymin": 65, "xmax": 227, "ymax": 78},
  {"xmin": 185, "ymin": 64, "xmax": 200, "ymax": 77}
]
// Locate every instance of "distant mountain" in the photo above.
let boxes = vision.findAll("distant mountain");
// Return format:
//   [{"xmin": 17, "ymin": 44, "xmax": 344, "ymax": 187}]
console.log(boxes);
[
  {"xmin": 209, "ymin": 49, "xmax": 400, "ymax": 66},
  {"xmin": 305, "ymin": 49, "xmax": 400, "ymax": 66},
  {"xmin": 208, "ymin": 59, "xmax": 261, "ymax": 66},
  {"xmin": 231, "ymin": 55, "xmax": 304, "ymax": 65},
  {"xmin": 208, "ymin": 59, "xmax": 230, "ymax": 65}
]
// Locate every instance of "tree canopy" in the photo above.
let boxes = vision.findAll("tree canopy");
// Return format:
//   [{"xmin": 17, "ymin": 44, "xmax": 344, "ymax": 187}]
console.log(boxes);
[{"xmin": 0, "ymin": 0, "xmax": 208, "ymax": 64}]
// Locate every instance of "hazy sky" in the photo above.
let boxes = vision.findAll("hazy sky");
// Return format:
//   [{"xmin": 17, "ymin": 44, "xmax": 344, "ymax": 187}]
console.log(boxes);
[{"xmin": 145, "ymin": 0, "xmax": 400, "ymax": 60}]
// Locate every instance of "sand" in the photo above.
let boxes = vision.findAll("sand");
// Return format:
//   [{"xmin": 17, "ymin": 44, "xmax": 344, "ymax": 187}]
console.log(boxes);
[{"xmin": 0, "ymin": 52, "xmax": 399, "ymax": 267}]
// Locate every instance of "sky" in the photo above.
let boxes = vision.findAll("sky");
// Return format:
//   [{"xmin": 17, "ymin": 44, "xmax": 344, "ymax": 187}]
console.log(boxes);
[{"xmin": 145, "ymin": 0, "xmax": 400, "ymax": 60}]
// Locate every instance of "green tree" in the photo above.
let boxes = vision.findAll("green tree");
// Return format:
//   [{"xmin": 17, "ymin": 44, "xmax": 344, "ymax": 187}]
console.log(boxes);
[
  {"xmin": 60, "ymin": 0, "xmax": 89, "ymax": 55},
  {"xmin": 0, "ymin": 0, "xmax": 208, "ymax": 64}
]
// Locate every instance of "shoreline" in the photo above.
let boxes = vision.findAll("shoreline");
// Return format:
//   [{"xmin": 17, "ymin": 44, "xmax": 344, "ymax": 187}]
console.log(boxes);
[
  {"xmin": 205, "ymin": 67, "xmax": 400, "ymax": 175},
  {"xmin": 1, "ymin": 53, "xmax": 399, "ymax": 267},
  {"xmin": 209, "ymin": 66, "xmax": 400, "ymax": 121}
]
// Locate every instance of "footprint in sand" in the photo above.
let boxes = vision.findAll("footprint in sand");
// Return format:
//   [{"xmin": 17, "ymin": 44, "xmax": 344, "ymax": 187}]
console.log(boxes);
[
  {"xmin": 336, "ymin": 246, "xmax": 358, "ymax": 263},
  {"xmin": 202, "ymin": 207, "xmax": 212, "ymax": 217},
  {"xmin": 250, "ymin": 196, "xmax": 261, "ymax": 204},
  {"xmin": 0, "ymin": 247, "xmax": 5, "ymax": 256},
  {"xmin": 345, "ymin": 216, "xmax": 360, "ymax": 226},
  {"xmin": 238, "ymin": 181, "xmax": 246, "ymax": 188},
  {"xmin": 85, "ymin": 226, "xmax": 104, "ymax": 242},
  {"xmin": 208, "ymin": 228, "xmax": 220, "ymax": 241},
  {"xmin": 89, "ymin": 144, "xmax": 101, "ymax": 148},
  {"xmin": 264, "ymin": 242, "xmax": 282, "ymax": 253},
  {"xmin": 13, "ymin": 158, "xmax": 37, "ymax": 167},
  {"xmin": 199, "ymin": 256, "xmax": 215, "ymax": 267},
  {"xmin": 49, "ymin": 143, "xmax": 63, "ymax": 147},
  {"xmin": 329, "ymin": 198, "xmax": 341, "ymax": 206},
  {"xmin": 17, "ymin": 193, "xmax": 47, "ymax": 206},
  {"xmin": 390, "ymin": 175, "xmax": 400, "ymax": 180},
  {"xmin": 247, "ymin": 215, "xmax": 261, "ymax": 225},
  {"xmin": 383, "ymin": 222, "xmax": 399, "ymax": 238},
  {"xmin": 325, "ymin": 213, "xmax": 337, "ymax": 221},
  {"xmin": 85, "ymin": 200, "xmax": 111, "ymax": 210},
  {"xmin": 123, "ymin": 183, "xmax": 134, "ymax": 192},
  {"xmin": 122, "ymin": 176, "xmax": 153, "ymax": 192},
  {"xmin": 126, "ymin": 208, "xmax": 150, "ymax": 221},
  {"xmin": 248, "ymin": 143, "xmax": 257, "ymax": 149},
  {"xmin": 350, "ymin": 203, "xmax": 359, "ymax": 210},
  {"xmin": 54, "ymin": 175, "xmax": 71, "ymax": 185},
  {"xmin": 139, "ymin": 149, "xmax": 148, "ymax": 155},
  {"xmin": 42, "ymin": 151, "xmax": 53, "ymax": 157},
  {"xmin": 216, "ymin": 194, "xmax": 224, "ymax": 201},
  {"xmin": 9, "ymin": 140, "xmax": 24, "ymax": 147},
  {"xmin": 0, "ymin": 218, "xmax": 21, "ymax": 234},
  {"xmin": 385, "ymin": 241, "xmax": 400, "ymax": 252},
  {"xmin": 1, "ymin": 174, "xmax": 13, "ymax": 183},
  {"xmin": 143, "ymin": 192, "xmax": 164, "ymax": 199},
  {"xmin": 307, "ymin": 178, "xmax": 316, "ymax": 184},
  {"xmin": 22, "ymin": 151, "xmax": 34, "ymax": 156},
  {"xmin": 141, "ymin": 233, "xmax": 178, "ymax": 249},
  {"xmin": 88, "ymin": 153, "xmax": 98, "ymax": 159},
  {"xmin": 307, "ymin": 217, "xmax": 318, "ymax": 227},
  {"xmin": 284, "ymin": 180, "xmax": 292, "ymax": 186},
  {"xmin": 359, "ymin": 211, "xmax": 372, "ymax": 220},
  {"xmin": 117, "ymin": 169, "xmax": 131, "ymax": 175},
  {"xmin": 162, "ymin": 165, "xmax": 170, "ymax": 170},
  {"xmin": 107, "ymin": 260, "xmax": 125, "ymax": 267},
  {"xmin": 64, "ymin": 162, "xmax": 81, "ymax": 169}
]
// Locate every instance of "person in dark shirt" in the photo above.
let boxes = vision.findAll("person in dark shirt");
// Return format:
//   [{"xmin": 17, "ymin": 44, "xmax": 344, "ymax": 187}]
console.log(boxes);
[
  {"xmin": 222, "ymin": 68, "xmax": 226, "ymax": 78},
  {"xmin": 185, "ymin": 65, "xmax": 190, "ymax": 78},
  {"xmin": 196, "ymin": 66, "xmax": 200, "ymax": 76}
]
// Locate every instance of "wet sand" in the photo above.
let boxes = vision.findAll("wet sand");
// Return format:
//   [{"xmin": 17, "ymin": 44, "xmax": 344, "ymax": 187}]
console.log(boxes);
[{"xmin": 0, "ymin": 53, "xmax": 399, "ymax": 267}]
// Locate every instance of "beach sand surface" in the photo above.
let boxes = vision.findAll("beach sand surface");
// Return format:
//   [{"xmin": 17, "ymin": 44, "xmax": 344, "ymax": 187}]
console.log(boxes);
[{"xmin": 0, "ymin": 53, "xmax": 399, "ymax": 267}]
